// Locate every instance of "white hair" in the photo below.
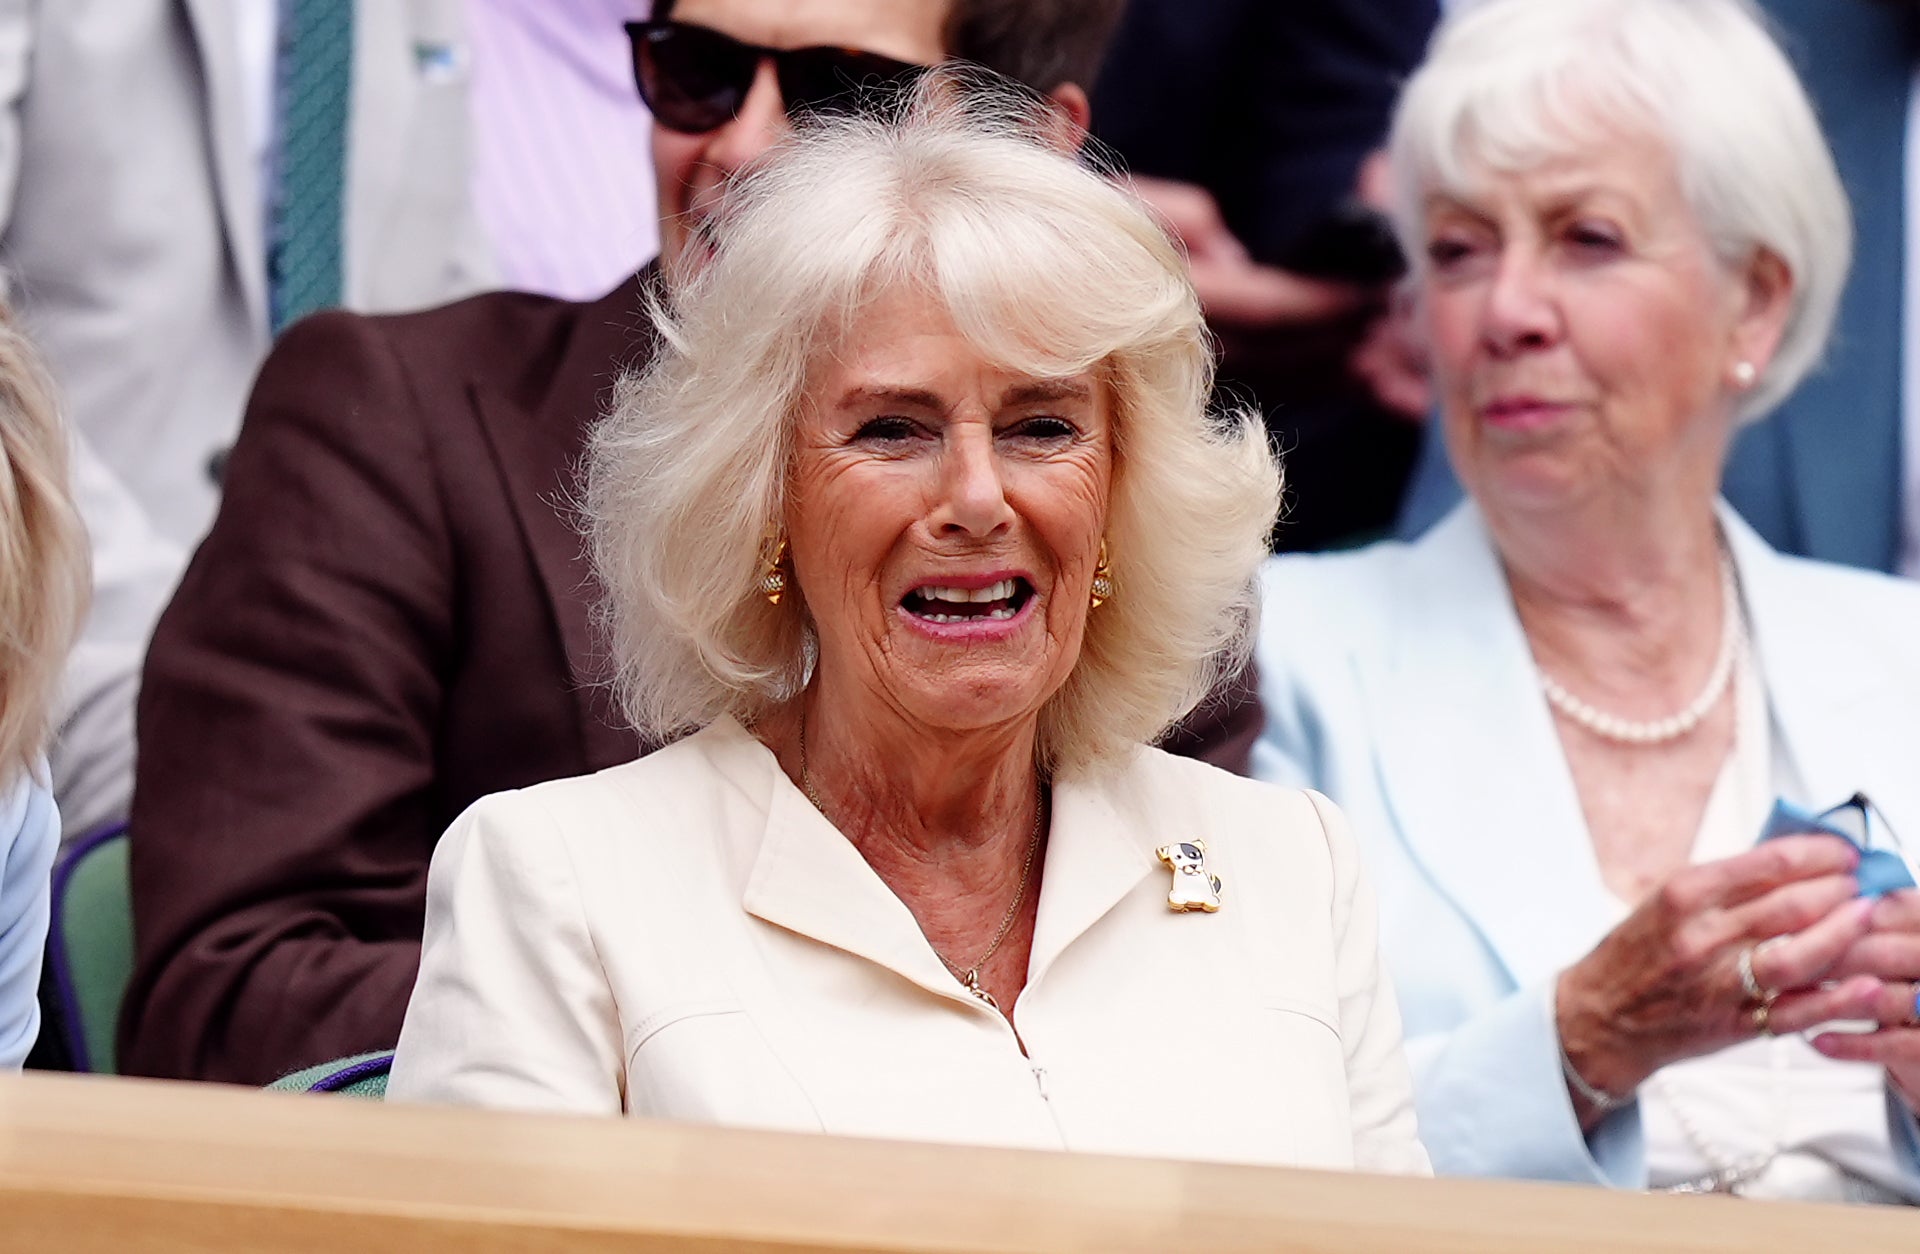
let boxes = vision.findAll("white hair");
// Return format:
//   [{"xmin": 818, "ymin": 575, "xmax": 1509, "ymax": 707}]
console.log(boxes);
[
  {"xmin": 1387, "ymin": 0, "xmax": 1851, "ymax": 423},
  {"xmin": 586, "ymin": 77, "xmax": 1280, "ymax": 771}
]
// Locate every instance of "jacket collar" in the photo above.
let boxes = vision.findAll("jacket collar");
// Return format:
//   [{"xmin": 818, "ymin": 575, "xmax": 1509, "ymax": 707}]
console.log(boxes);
[
  {"xmin": 1725, "ymin": 508, "xmax": 1920, "ymax": 833},
  {"xmin": 470, "ymin": 269, "xmax": 660, "ymax": 763},
  {"xmin": 180, "ymin": 0, "xmax": 268, "ymax": 330},
  {"xmin": 1356, "ymin": 504, "xmax": 1611, "ymax": 991},
  {"xmin": 1363, "ymin": 502, "xmax": 1920, "ymax": 989},
  {"xmin": 726, "ymin": 720, "xmax": 1158, "ymax": 1007}
]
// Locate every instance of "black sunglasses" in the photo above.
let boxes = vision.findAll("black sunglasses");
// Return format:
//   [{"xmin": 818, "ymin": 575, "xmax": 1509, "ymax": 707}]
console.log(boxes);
[{"xmin": 625, "ymin": 19, "xmax": 931, "ymax": 135}]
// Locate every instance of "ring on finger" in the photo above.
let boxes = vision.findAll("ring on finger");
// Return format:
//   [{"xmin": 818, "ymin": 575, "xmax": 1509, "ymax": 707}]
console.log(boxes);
[
  {"xmin": 1738, "ymin": 943, "xmax": 1779, "ymax": 1005},
  {"xmin": 1752, "ymin": 999, "xmax": 1774, "ymax": 1037},
  {"xmin": 1909, "ymin": 983, "xmax": 1920, "ymax": 1029}
]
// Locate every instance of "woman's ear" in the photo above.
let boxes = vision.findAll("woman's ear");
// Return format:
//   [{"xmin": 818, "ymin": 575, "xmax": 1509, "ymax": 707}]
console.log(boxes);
[{"xmin": 1730, "ymin": 247, "xmax": 1794, "ymax": 377}]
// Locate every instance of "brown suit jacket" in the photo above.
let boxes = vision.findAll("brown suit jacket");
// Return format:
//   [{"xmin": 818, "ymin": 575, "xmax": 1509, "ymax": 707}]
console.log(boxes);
[{"xmin": 118, "ymin": 270, "xmax": 1263, "ymax": 1085}]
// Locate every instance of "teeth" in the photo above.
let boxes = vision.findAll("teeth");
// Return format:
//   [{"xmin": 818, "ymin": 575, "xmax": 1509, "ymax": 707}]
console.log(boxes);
[
  {"xmin": 919, "ymin": 605, "xmax": 1019, "ymax": 624},
  {"xmin": 918, "ymin": 579, "xmax": 1017, "ymax": 605}
]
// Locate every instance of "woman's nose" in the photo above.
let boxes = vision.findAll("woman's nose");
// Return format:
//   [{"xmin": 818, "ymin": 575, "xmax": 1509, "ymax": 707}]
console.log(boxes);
[
  {"xmin": 1481, "ymin": 247, "xmax": 1560, "ymax": 357},
  {"xmin": 934, "ymin": 427, "xmax": 1016, "ymax": 538}
]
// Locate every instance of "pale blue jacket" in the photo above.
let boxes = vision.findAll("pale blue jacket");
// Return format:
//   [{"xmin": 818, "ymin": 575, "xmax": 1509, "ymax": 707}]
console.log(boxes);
[
  {"xmin": 1253, "ymin": 503, "xmax": 1920, "ymax": 1195},
  {"xmin": 0, "ymin": 765, "xmax": 58, "ymax": 1069}
]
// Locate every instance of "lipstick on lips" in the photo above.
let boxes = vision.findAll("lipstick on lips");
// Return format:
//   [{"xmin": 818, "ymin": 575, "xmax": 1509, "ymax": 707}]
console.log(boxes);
[{"xmin": 1479, "ymin": 393, "xmax": 1576, "ymax": 432}]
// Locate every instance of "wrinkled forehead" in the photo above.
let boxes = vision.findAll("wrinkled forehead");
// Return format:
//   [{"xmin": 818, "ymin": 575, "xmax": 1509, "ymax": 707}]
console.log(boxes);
[{"xmin": 807, "ymin": 269, "xmax": 1115, "ymax": 400}]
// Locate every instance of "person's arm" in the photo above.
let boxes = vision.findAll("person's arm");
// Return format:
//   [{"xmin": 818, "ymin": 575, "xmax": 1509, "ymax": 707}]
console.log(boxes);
[
  {"xmin": 388, "ymin": 790, "xmax": 623, "ymax": 1113},
  {"xmin": 0, "ymin": 769, "xmax": 55, "ymax": 1069},
  {"xmin": 1305, "ymin": 789, "xmax": 1429, "ymax": 1174},
  {"xmin": 119, "ymin": 310, "xmax": 457, "ymax": 1084},
  {"xmin": 1405, "ymin": 980, "xmax": 1645, "ymax": 1186}
]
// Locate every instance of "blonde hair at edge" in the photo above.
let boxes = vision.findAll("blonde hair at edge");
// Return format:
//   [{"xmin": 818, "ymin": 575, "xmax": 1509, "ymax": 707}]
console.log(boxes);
[
  {"xmin": 586, "ymin": 78, "xmax": 1281, "ymax": 772},
  {"xmin": 1388, "ymin": 0, "xmax": 1852, "ymax": 425},
  {"xmin": 0, "ymin": 304, "xmax": 86, "ymax": 786}
]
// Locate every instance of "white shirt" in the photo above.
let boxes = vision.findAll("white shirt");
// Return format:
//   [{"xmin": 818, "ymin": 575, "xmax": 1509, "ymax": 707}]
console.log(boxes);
[
  {"xmin": 1630, "ymin": 649, "xmax": 1904, "ymax": 1201},
  {"xmin": 390, "ymin": 718, "xmax": 1430, "ymax": 1174}
]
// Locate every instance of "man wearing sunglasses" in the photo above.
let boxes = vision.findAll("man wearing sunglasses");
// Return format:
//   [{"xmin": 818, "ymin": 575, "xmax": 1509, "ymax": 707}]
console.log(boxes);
[{"xmin": 121, "ymin": 0, "xmax": 1272, "ymax": 1087}]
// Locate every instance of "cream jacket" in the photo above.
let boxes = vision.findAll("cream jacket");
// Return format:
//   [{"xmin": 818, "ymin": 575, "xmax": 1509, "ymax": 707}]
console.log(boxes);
[{"xmin": 389, "ymin": 719, "xmax": 1429, "ymax": 1173}]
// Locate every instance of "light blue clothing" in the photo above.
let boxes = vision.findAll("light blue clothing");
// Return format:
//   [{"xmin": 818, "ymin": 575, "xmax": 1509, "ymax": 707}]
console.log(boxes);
[
  {"xmin": 1253, "ymin": 502, "xmax": 1920, "ymax": 1197},
  {"xmin": 0, "ymin": 765, "xmax": 57, "ymax": 1068}
]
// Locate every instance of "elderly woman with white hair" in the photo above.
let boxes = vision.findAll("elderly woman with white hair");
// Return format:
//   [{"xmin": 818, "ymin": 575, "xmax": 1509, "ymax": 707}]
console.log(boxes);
[
  {"xmin": 388, "ymin": 84, "xmax": 1428, "ymax": 1174},
  {"xmin": 1254, "ymin": 0, "xmax": 1920, "ymax": 1202}
]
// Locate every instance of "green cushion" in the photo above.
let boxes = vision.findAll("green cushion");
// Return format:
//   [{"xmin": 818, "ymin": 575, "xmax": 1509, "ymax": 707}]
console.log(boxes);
[
  {"xmin": 267, "ymin": 1050, "xmax": 393, "ymax": 1098},
  {"xmin": 53, "ymin": 830, "xmax": 133, "ymax": 1074}
]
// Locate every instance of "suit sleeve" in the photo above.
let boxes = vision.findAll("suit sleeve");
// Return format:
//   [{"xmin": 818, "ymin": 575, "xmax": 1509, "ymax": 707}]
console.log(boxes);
[
  {"xmin": 0, "ymin": 770, "xmax": 56, "ymax": 1069},
  {"xmin": 388, "ymin": 790, "xmax": 623, "ymax": 1113},
  {"xmin": 1306, "ymin": 789, "xmax": 1430, "ymax": 1174},
  {"xmin": 120, "ymin": 311, "xmax": 455, "ymax": 1084}
]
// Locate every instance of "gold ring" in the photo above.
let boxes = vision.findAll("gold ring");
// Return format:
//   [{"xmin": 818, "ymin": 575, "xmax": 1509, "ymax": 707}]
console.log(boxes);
[{"xmin": 1752, "ymin": 1000, "xmax": 1774, "ymax": 1037}]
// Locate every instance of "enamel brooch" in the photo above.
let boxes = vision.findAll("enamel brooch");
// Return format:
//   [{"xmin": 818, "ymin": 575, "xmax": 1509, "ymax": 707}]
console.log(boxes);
[{"xmin": 1156, "ymin": 840, "xmax": 1222, "ymax": 913}]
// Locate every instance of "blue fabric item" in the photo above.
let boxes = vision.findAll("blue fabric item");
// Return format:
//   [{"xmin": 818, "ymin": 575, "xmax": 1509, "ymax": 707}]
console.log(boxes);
[
  {"xmin": 0, "ymin": 767, "xmax": 58, "ymax": 1069},
  {"xmin": 1757, "ymin": 798, "xmax": 1918, "ymax": 898}
]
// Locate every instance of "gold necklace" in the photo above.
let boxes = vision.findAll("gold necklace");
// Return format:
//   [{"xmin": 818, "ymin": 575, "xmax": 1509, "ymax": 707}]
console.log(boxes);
[{"xmin": 797, "ymin": 720, "xmax": 1044, "ymax": 1010}]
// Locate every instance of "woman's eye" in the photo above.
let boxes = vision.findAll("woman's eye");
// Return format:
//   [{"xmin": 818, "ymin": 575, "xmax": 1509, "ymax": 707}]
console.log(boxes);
[
  {"xmin": 1425, "ymin": 236, "xmax": 1479, "ymax": 270},
  {"xmin": 853, "ymin": 416, "xmax": 918, "ymax": 444},
  {"xmin": 1009, "ymin": 416, "xmax": 1077, "ymax": 442},
  {"xmin": 1564, "ymin": 223, "xmax": 1624, "ymax": 255}
]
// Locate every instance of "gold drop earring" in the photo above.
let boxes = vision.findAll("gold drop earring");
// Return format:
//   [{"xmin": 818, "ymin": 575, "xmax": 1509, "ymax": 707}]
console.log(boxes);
[
  {"xmin": 1089, "ymin": 540, "xmax": 1115, "ymax": 609},
  {"xmin": 761, "ymin": 537, "xmax": 789, "ymax": 605}
]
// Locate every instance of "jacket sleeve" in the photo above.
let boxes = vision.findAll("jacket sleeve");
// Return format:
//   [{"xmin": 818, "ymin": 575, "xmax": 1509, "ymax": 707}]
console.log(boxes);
[
  {"xmin": 0, "ymin": 770, "xmax": 56, "ymax": 1069},
  {"xmin": 1306, "ymin": 789, "xmax": 1430, "ymax": 1175},
  {"xmin": 388, "ymin": 790, "xmax": 623, "ymax": 1113},
  {"xmin": 119, "ymin": 311, "xmax": 454, "ymax": 1084},
  {"xmin": 1405, "ymin": 979, "xmax": 1646, "ymax": 1187}
]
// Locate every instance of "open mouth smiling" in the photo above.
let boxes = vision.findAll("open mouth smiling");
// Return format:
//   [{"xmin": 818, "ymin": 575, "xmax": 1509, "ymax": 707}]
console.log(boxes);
[{"xmin": 901, "ymin": 577, "xmax": 1035, "ymax": 625}]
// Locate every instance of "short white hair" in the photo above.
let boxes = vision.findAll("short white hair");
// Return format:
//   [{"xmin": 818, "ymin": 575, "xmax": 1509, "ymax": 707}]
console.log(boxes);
[
  {"xmin": 586, "ymin": 77, "xmax": 1281, "ymax": 771},
  {"xmin": 1387, "ymin": 0, "xmax": 1851, "ymax": 423}
]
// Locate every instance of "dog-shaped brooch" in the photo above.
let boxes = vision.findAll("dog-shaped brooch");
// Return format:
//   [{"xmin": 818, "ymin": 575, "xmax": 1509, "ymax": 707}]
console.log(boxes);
[{"xmin": 1155, "ymin": 840, "xmax": 1222, "ymax": 913}]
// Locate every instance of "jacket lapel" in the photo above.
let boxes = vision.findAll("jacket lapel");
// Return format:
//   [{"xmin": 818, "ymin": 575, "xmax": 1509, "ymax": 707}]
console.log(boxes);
[
  {"xmin": 1358, "ymin": 506, "xmax": 1616, "ymax": 990},
  {"xmin": 179, "ymin": 0, "xmax": 268, "ymax": 331},
  {"xmin": 1728, "ymin": 508, "xmax": 1920, "ymax": 838},
  {"xmin": 739, "ymin": 738, "xmax": 984, "ymax": 1009},
  {"xmin": 1024, "ymin": 758, "xmax": 1159, "ymax": 989},
  {"xmin": 470, "ymin": 271, "xmax": 658, "ymax": 762}
]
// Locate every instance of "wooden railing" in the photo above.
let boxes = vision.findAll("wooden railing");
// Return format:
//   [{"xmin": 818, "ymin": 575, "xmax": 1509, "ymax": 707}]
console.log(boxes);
[{"xmin": 0, "ymin": 1071, "xmax": 1912, "ymax": 1251}]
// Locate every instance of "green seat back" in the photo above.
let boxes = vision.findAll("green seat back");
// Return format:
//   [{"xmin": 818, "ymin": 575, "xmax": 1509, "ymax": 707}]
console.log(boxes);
[{"xmin": 47, "ymin": 825, "xmax": 133, "ymax": 1073}]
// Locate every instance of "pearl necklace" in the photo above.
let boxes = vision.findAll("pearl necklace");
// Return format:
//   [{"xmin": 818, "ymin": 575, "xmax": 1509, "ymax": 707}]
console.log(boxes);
[{"xmin": 1535, "ymin": 552, "xmax": 1743, "ymax": 747}]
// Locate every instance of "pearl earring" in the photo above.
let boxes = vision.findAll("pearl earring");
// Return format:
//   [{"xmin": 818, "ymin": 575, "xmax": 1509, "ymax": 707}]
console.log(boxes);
[{"xmin": 1731, "ymin": 360, "xmax": 1757, "ymax": 388}]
